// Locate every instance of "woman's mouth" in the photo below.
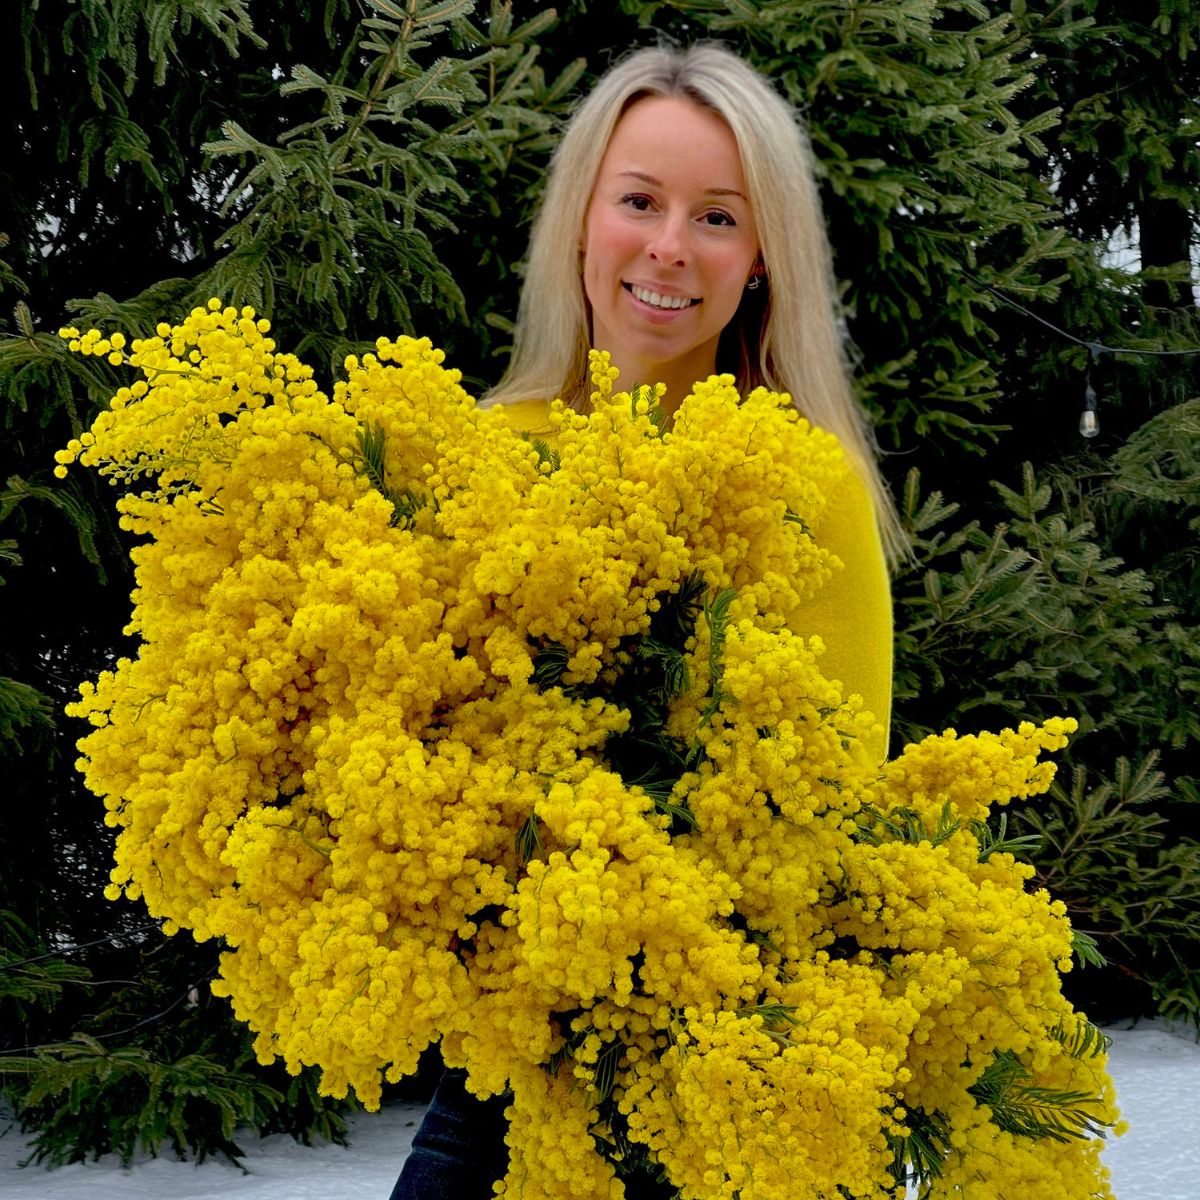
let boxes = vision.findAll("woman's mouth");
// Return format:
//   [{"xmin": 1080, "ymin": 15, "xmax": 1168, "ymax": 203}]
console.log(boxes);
[{"xmin": 624, "ymin": 282, "xmax": 701, "ymax": 310}]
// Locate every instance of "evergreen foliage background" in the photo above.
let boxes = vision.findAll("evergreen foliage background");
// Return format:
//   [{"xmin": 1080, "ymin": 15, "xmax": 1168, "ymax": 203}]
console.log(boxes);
[{"xmin": 1, "ymin": 0, "xmax": 1196, "ymax": 1162}]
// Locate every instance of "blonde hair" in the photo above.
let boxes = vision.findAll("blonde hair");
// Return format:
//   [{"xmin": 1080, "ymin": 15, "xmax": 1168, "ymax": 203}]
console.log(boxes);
[{"xmin": 484, "ymin": 43, "xmax": 903, "ymax": 560}]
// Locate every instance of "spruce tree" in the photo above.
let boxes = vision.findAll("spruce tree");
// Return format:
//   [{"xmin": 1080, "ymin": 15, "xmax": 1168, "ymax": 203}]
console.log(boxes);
[{"xmin": 1, "ymin": 0, "xmax": 1197, "ymax": 1161}]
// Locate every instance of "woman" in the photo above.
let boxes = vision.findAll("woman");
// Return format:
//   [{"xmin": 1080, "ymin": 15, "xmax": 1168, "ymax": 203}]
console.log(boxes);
[{"xmin": 390, "ymin": 41, "xmax": 897, "ymax": 1200}]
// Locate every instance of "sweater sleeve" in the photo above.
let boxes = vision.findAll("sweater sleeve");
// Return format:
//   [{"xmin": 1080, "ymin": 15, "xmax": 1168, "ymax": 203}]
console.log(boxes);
[{"xmin": 802, "ymin": 466, "xmax": 894, "ymax": 764}]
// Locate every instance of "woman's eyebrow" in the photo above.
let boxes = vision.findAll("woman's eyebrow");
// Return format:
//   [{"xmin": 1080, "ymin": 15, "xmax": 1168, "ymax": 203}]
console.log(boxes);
[{"xmin": 615, "ymin": 169, "xmax": 748, "ymax": 201}]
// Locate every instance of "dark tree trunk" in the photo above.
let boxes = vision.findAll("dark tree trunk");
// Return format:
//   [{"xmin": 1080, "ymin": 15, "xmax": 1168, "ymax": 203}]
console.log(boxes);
[{"xmin": 1137, "ymin": 193, "xmax": 1196, "ymax": 310}]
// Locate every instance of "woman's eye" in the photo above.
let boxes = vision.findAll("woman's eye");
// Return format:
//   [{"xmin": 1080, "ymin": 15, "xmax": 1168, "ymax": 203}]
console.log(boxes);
[
  {"xmin": 703, "ymin": 210, "xmax": 736, "ymax": 227},
  {"xmin": 621, "ymin": 194, "xmax": 653, "ymax": 211}
]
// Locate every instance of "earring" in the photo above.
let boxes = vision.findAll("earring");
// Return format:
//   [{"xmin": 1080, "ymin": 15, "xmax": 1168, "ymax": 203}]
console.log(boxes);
[{"xmin": 746, "ymin": 274, "xmax": 763, "ymax": 291}]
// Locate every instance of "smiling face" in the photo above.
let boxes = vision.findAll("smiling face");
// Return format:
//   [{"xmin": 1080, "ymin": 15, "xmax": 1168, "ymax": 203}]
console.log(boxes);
[{"xmin": 582, "ymin": 95, "xmax": 761, "ymax": 407}]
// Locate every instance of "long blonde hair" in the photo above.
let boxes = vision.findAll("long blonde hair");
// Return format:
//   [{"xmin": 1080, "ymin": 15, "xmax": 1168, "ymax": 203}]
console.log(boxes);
[{"xmin": 484, "ymin": 43, "xmax": 902, "ymax": 560}]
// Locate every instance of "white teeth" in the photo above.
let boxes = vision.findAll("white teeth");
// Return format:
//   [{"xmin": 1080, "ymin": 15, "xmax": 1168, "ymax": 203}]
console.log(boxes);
[{"xmin": 630, "ymin": 284, "xmax": 695, "ymax": 309}]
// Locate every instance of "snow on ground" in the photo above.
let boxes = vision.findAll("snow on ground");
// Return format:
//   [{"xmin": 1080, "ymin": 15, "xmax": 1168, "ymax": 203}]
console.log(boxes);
[
  {"xmin": 1, "ymin": 1021, "xmax": 1197, "ymax": 1199},
  {"xmin": 1100, "ymin": 1020, "xmax": 1200, "ymax": 1199}
]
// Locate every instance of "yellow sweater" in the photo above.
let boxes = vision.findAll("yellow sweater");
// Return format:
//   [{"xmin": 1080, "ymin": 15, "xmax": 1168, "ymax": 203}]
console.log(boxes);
[{"xmin": 496, "ymin": 398, "xmax": 894, "ymax": 763}]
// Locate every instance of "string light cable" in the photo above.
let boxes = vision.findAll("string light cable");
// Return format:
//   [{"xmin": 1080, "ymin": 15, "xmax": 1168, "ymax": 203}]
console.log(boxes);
[
  {"xmin": 0, "ymin": 921, "xmax": 163, "ymax": 972},
  {"xmin": 1, "ymin": 922, "xmax": 218, "ymax": 1058},
  {"xmin": 0, "ymin": 970, "xmax": 219, "ymax": 1058},
  {"xmin": 974, "ymin": 280, "xmax": 1200, "ymax": 437}
]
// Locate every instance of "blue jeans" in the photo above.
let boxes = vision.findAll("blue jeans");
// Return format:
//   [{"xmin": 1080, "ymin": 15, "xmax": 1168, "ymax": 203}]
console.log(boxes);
[
  {"xmin": 388, "ymin": 1069, "xmax": 508, "ymax": 1199},
  {"xmin": 388, "ymin": 1069, "xmax": 678, "ymax": 1198}
]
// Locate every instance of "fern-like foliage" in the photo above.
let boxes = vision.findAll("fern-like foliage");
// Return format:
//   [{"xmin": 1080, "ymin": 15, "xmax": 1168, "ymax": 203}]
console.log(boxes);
[
  {"xmin": 627, "ymin": 383, "xmax": 669, "ymax": 435},
  {"xmin": 969, "ymin": 811, "xmax": 1044, "ymax": 863},
  {"xmin": 525, "ymin": 435, "xmax": 560, "ymax": 473},
  {"xmin": 530, "ymin": 639, "xmax": 569, "ymax": 692},
  {"xmin": 736, "ymin": 1002, "xmax": 799, "ymax": 1026},
  {"xmin": 698, "ymin": 586, "xmax": 737, "ymax": 726},
  {"xmin": 1029, "ymin": 756, "xmax": 1178, "ymax": 909},
  {"xmin": 968, "ymin": 1049, "xmax": 1112, "ymax": 1143},
  {"xmin": 884, "ymin": 1027, "xmax": 1116, "ymax": 1193},
  {"xmin": 516, "ymin": 812, "xmax": 543, "ymax": 865},
  {"xmin": 654, "ymin": 570, "xmax": 707, "ymax": 646},
  {"xmin": 885, "ymin": 1104, "xmax": 952, "ymax": 1194},
  {"xmin": 349, "ymin": 422, "xmax": 428, "ymax": 528},
  {"xmin": 1070, "ymin": 928, "xmax": 1107, "ymax": 970},
  {"xmin": 592, "ymin": 1036, "xmax": 623, "ymax": 1103},
  {"xmin": 553, "ymin": 571, "xmax": 711, "ymax": 833},
  {"xmin": 855, "ymin": 801, "xmax": 962, "ymax": 849},
  {"xmin": 782, "ymin": 507, "xmax": 811, "ymax": 535},
  {"xmin": 1049, "ymin": 1015, "xmax": 1113, "ymax": 1060}
]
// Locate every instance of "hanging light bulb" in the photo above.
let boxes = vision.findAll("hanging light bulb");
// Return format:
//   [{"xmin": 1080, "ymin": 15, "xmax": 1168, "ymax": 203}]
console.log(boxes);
[
  {"xmin": 1079, "ymin": 378, "xmax": 1099, "ymax": 438},
  {"xmin": 1080, "ymin": 342, "xmax": 1103, "ymax": 438}
]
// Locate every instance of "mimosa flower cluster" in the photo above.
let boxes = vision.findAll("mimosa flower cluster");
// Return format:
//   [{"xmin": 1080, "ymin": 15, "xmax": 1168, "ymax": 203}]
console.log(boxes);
[{"xmin": 59, "ymin": 302, "xmax": 1119, "ymax": 1199}]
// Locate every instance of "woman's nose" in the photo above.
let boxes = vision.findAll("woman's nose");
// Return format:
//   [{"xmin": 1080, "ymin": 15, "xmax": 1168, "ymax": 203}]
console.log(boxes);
[{"xmin": 646, "ymin": 213, "xmax": 688, "ymax": 266}]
